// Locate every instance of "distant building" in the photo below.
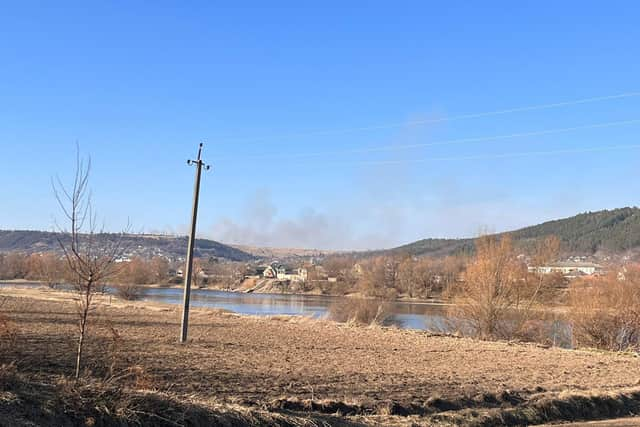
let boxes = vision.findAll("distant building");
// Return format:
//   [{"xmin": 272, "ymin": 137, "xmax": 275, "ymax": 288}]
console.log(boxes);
[
  {"xmin": 263, "ymin": 264, "xmax": 278, "ymax": 279},
  {"xmin": 278, "ymin": 267, "xmax": 307, "ymax": 282},
  {"xmin": 529, "ymin": 261, "xmax": 602, "ymax": 277},
  {"xmin": 262, "ymin": 262, "xmax": 307, "ymax": 282}
]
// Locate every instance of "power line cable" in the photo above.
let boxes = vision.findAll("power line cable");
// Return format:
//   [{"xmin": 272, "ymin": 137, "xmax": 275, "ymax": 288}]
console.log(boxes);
[
  {"xmin": 217, "ymin": 91, "xmax": 640, "ymax": 144},
  {"xmin": 331, "ymin": 143, "xmax": 640, "ymax": 166},
  {"xmin": 220, "ymin": 118, "xmax": 640, "ymax": 161}
]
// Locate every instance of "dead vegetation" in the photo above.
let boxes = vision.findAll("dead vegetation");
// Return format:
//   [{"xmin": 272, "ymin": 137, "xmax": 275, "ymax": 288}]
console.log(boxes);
[
  {"xmin": 52, "ymin": 146, "xmax": 130, "ymax": 379},
  {"xmin": 448, "ymin": 235, "xmax": 561, "ymax": 343},
  {"xmin": 0, "ymin": 365, "xmax": 352, "ymax": 427},
  {"xmin": 113, "ymin": 283, "xmax": 147, "ymax": 301},
  {"xmin": 434, "ymin": 388, "xmax": 640, "ymax": 427},
  {"xmin": 327, "ymin": 298, "xmax": 391, "ymax": 326},
  {"xmin": 569, "ymin": 266, "xmax": 640, "ymax": 352},
  {"xmin": 0, "ymin": 298, "xmax": 16, "ymax": 348},
  {"xmin": 2, "ymin": 293, "xmax": 640, "ymax": 425}
]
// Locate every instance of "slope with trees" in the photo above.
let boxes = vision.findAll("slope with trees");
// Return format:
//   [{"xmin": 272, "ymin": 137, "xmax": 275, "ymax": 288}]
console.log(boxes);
[
  {"xmin": 391, "ymin": 207, "xmax": 640, "ymax": 258},
  {"xmin": 0, "ymin": 230, "xmax": 255, "ymax": 262}
]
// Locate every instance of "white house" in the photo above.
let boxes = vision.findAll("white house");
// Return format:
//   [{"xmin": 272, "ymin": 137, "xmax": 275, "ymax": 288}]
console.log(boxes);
[
  {"xmin": 262, "ymin": 263, "xmax": 307, "ymax": 282},
  {"xmin": 276, "ymin": 267, "xmax": 308, "ymax": 282},
  {"xmin": 529, "ymin": 261, "xmax": 602, "ymax": 277}
]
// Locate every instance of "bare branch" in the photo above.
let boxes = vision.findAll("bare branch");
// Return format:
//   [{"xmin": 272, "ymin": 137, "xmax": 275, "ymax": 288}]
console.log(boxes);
[{"xmin": 52, "ymin": 144, "xmax": 129, "ymax": 379}]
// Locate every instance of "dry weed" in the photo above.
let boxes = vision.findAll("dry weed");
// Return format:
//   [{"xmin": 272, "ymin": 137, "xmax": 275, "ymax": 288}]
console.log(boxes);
[
  {"xmin": 327, "ymin": 298, "xmax": 391, "ymax": 326},
  {"xmin": 114, "ymin": 284, "xmax": 147, "ymax": 301},
  {"xmin": 569, "ymin": 270, "xmax": 640, "ymax": 352}
]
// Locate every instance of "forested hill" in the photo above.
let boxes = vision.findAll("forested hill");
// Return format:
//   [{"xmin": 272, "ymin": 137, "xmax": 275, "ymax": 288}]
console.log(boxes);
[
  {"xmin": 4, "ymin": 208, "xmax": 640, "ymax": 261},
  {"xmin": 391, "ymin": 207, "xmax": 640, "ymax": 257},
  {"xmin": 0, "ymin": 230, "xmax": 255, "ymax": 262}
]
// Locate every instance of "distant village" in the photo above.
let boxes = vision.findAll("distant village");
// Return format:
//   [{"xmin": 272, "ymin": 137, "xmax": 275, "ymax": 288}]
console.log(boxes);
[
  {"xmin": 0, "ymin": 234, "xmax": 618, "ymax": 298},
  {"xmin": 173, "ymin": 255, "xmax": 607, "ymax": 295},
  {"xmin": 527, "ymin": 259, "xmax": 603, "ymax": 278}
]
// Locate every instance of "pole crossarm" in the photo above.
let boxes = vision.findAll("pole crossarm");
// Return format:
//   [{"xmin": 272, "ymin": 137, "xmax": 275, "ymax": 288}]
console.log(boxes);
[{"xmin": 187, "ymin": 143, "xmax": 212, "ymax": 170}]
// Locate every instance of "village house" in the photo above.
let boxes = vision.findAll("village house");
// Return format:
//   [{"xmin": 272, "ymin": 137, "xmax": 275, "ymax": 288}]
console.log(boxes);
[
  {"xmin": 261, "ymin": 262, "xmax": 307, "ymax": 282},
  {"xmin": 528, "ymin": 261, "xmax": 603, "ymax": 278},
  {"xmin": 262, "ymin": 264, "xmax": 278, "ymax": 279},
  {"xmin": 279, "ymin": 267, "xmax": 308, "ymax": 282}
]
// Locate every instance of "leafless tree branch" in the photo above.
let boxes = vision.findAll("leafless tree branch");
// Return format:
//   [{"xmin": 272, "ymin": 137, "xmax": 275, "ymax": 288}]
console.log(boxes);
[{"xmin": 53, "ymin": 145, "xmax": 131, "ymax": 379}]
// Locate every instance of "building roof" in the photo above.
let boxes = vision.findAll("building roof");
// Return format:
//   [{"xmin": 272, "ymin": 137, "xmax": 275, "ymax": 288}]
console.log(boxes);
[{"xmin": 547, "ymin": 261, "xmax": 602, "ymax": 268}]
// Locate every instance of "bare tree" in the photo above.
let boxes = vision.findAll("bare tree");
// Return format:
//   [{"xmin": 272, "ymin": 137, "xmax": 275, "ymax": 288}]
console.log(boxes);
[
  {"xmin": 117, "ymin": 257, "xmax": 154, "ymax": 284},
  {"xmin": 569, "ymin": 266, "xmax": 640, "ymax": 351},
  {"xmin": 523, "ymin": 235, "xmax": 561, "ymax": 311},
  {"xmin": 29, "ymin": 252, "xmax": 63, "ymax": 288},
  {"xmin": 191, "ymin": 258, "xmax": 205, "ymax": 288},
  {"xmin": 450, "ymin": 234, "xmax": 528, "ymax": 339},
  {"xmin": 149, "ymin": 256, "xmax": 170, "ymax": 283},
  {"xmin": 323, "ymin": 255, "xmax": 358, "ymax": 287},
  {"xmin": 207, "ymin": 261, "xmax": 244, "ymax": 290},
  {"xmin": 357, "ymin": 255, "xmax": 403, "ymax": 299},
  {"xmin": 437, "ymin": 255, "xmax": 467, "ymax": 297},
  {"xmin": 1, "ymin": 252, "xmax": 29, "ymax": 280},
  {"xmin": 52, "ymin": 147, "xmax": 129, "ymax": 379}
]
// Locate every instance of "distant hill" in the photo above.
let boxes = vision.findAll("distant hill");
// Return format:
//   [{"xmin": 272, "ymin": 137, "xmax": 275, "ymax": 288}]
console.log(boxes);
[
  {"xmin": 4, "ymin": 207, "xmax": 640, "ymax": 262},
  {"xmin": 390, "ymin": 207, "xmax": 640, "ymax": 258},
  {"xmin": 0, "ymin": 230, "xmax": 255, "ymax": 262},
  {"xmin": 230, "ymin": 244, "xmax": 338, "ymax": 260}
]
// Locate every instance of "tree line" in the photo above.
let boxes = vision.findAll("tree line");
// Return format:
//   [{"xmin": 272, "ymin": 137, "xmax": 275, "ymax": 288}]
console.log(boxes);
[
  {"xmin": 0, "ymin": 252, "xmax": 172, "ymax": 287},
  {"xmin": 392, "ymin": 207, "xmax": 640, "ymax": 257}
]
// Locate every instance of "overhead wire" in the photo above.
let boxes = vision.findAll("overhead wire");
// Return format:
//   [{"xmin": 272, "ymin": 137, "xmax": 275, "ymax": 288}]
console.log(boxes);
[
  {"xmin": 219, "ymin": 118, "xmax": 640, "ymax": 161},
  {"xmin": 216, "ymin": 91, "xmax": 640, "ymax": 144},
  {"xmin": 330, "ymin": 144, "xmax": 640, "ymax": 166}
]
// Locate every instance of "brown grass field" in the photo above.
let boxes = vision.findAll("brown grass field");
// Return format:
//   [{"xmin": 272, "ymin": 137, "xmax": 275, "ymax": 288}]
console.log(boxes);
[{"xmin": 1, "ymin": 286, "xmax": 640, "ymax": 426}]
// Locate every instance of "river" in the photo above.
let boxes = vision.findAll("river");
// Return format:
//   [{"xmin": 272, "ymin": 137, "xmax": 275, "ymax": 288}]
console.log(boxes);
[
  {"xmin": 1, "ymin": 282, "xmax": 449, "ymax": 330},
  {"xmin": 141, "ymin": 287, "xmax": 453, "ymax": 330},
  {"xmin": 0, "ymin": 282, "xmax": 571, "ymax": 346}
]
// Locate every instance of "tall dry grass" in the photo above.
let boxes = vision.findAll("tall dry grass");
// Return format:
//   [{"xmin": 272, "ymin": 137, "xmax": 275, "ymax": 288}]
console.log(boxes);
[
  {"xmin": 0, "ymin": 297, "xmax": 17, "ymax": 347},
  {"xmin": 327, "ymin": 298, "xmax": 391, "ymax": 326}
]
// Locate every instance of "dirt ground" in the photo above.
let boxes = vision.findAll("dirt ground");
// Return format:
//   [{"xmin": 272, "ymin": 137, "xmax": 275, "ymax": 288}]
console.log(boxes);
[
  {"xmin": 545, "ymin": 418, "xmax": 640, "ymax": 426},
  {"xmin": 2, "ymin": 287, "xmax": 640, "ymax": 426}
]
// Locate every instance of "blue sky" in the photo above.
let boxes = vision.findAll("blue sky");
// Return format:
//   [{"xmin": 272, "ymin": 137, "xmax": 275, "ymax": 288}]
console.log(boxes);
[{"xmin": 1, "ymin": 1, "xmax": 639, "ymax": 250}]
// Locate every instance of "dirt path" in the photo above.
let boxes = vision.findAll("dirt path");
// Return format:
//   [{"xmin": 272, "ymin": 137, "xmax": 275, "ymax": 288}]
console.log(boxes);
[{"xmin": 2, "ymin": 287, "xmax": 640, "ymax": 425}]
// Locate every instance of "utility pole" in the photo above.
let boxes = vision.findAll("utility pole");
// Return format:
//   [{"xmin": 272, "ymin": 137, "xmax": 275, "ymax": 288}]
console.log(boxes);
[{"xmin": 180, "ymin": 143, "xmax": 210, "ymax": 343}]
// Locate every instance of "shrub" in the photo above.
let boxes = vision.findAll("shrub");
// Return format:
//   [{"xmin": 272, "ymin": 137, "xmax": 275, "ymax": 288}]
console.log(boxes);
[
  {"xmin": 356, "ymin": 256, "xmax": 401, "ymax": 299},
  {"xmin": 449, "ymin": 235, "xmax": 527, "ymax": 339},
  {"xmin": 114, "ymin": 284, "xmax": 147, "ymax": 301},
  {"xmin": 448, "ymin": 234, "xmax": 559, "ymax": 342},
  {"xmin": 569, "ymin": 269, "xmax": 640, "ymax": 351},
  {"xmin": 328, "ymin": 298, "xmax": 391, "ymax": 326}
]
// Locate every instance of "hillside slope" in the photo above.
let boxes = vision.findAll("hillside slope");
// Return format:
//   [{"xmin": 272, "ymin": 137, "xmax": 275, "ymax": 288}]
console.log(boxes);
[
  {"xmin": 4, "ymin": 208, "xmax": 639, "ymax": 261},
  {"xmin": 392, "ymin": 207, "xmax": 640, "ymax": 257},
  {"xmin": 0, "ymin": 230, "xmax": 255, "ymax": 262}
]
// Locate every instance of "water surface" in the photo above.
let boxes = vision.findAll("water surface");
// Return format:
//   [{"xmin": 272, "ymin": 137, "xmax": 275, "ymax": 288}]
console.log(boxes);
[
  {"xmin": 141, "ymin": 287, "xmax": 451, "ymax": 331},
  {"xmin": 0, "ymin": 282, "xmax": 570, "ymax": 346},
  {"xmin": 0, "ymin": 281, "xmax": 448, "ymax": 331}
]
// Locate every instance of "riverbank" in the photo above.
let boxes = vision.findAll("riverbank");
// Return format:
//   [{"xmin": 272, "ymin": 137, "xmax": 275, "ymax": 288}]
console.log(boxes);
[
  {"xmin": 0, "ymin": 283, "xmax": 460, "ymax": 334},
  {"xmin": 0, "ymin": 278, "xmax": 450, "ymax": 304},
  {"xmin": 1, "ymin": 287, "xmax": 640, "ymax": 426}
]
